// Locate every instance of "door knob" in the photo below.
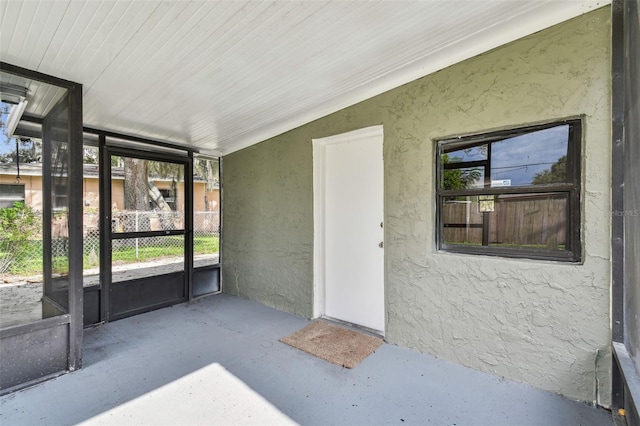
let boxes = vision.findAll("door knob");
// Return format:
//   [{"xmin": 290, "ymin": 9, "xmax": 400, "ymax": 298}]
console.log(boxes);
[{"xmin": 379, "ymin": 242, "xmax": 384, "ymax": 248}]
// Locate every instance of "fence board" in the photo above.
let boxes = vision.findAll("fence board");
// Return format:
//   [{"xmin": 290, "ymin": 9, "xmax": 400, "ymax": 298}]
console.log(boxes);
[{"xmin": 443, "ymin": 196, "xmax": 566, "ymax": 249}]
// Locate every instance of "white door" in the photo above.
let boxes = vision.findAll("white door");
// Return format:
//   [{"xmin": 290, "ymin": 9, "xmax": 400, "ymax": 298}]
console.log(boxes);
[{"xmin": 313, "ymin": 126, "xmax": 384, "ymax": 334}]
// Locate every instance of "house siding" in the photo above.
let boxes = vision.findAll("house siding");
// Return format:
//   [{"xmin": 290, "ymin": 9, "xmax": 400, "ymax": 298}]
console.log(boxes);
[
  {"xmin": 0, "ymin": 175, "xmax": 43, "ymax": 210},
  {"xmin": 222, "ymin": 7, "xmax": 612, "ymax": 404},
  {"xmin": 83, "ymin": 177, "xmax": 99, "ymax": 209}
]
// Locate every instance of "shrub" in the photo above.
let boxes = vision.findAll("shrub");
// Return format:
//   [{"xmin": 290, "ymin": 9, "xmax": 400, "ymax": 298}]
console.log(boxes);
[{"xmin": 0, "ymin": 202, "xmax": 41, "ymax": 274}]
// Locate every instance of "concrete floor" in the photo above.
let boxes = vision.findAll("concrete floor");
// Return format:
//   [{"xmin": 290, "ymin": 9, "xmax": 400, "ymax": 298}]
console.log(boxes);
[{"xmin": 0, "ymin": 294, "xmax": 612, "ymax": 426}]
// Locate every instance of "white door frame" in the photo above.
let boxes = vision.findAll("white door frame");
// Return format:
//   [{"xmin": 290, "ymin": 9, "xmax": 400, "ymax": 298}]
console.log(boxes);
[{"xmin": 312, "ymin": 125, "xmax": 384, "ymax": 331}]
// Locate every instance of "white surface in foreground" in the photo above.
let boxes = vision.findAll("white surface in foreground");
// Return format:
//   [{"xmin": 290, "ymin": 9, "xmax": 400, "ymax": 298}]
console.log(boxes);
[{"xmin": 79, "ymin": 364, "xmax": 296, "ymax": 426}]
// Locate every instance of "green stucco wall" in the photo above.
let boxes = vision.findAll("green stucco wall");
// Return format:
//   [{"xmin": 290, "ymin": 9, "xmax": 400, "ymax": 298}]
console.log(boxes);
[{"xmin": 222, "ymin": 7, "xmax": 612, "ymax": 405}]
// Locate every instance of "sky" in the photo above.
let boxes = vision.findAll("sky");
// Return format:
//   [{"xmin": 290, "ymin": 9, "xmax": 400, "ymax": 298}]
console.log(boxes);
[
  {"xmin": 0, "ymin": 101, "xmax": 14, "ymax": 156},
  {"xmin": 491, "ymin": 125, "xmax": 568, "ymax": 186},
  {"xmin": 446, "ymin": 125, "xmax": 569, "ymax": 187}
]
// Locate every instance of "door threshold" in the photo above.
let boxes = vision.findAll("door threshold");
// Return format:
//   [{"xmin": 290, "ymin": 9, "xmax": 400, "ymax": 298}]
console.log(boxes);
[{"xmin": 320, "ymin": 315, "xmax": 385, "ymax": 338}]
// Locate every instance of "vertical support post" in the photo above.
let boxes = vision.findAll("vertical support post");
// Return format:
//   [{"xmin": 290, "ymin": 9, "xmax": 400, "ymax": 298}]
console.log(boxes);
[
  {"xmin": 135, "ymin": 210, "xmax": 139, "ymax": 259},
  {"xmin": 483, "ymin": 143, "xmax": 492, "ymax": 246},
  {"xmin": 611, "ymin": 0, "xmax": 626, "ymax": 411},
  {"xmin": 186, "ymin": 152, "xmax": 194, "ymax": 300},
  {"xmin": 611, "ymin": 0, "xmax": 626, "ymax": 347},
  {"xmin": 465, "ymin": 201, "xmax": 470, "ymax": 242},
  {"xmin": 99, "ymin": 138, "xmax": 111, "ymax": 322},
  {"xmin": 42, "ymin": 106, "xmax": 53, "ymax": 297},
  {"xmin": 67, "ymin": 81, "xmax": 84, "ymax": 371},
  {"xmin": 218, "ymin": 156, "xmax": 223, "ymax": 292},
  {"xmin": 482, "ymin": 213, "xmax": 490, "ymax": 246}
]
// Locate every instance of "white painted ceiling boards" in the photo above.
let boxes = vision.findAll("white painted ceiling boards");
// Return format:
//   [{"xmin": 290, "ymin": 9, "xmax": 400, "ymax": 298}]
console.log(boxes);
[{"xmin": 0, "ymin": 0, "xmax": 609, "ymax": 155}]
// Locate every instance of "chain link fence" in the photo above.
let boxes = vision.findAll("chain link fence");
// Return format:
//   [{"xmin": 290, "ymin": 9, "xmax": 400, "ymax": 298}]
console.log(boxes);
[{"xmin": 0, "ymin": 210, "xmax": 219, "ymax": 276}]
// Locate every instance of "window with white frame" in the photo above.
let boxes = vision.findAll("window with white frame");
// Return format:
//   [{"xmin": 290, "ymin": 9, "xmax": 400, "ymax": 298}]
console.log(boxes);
[{"xmin": 435, "ymin": 119, "xmax": 582, "ymax": 262}]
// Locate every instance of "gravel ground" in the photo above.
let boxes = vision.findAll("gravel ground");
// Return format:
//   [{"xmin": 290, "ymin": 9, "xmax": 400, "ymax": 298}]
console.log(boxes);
[{"xmin": 0, "ymin": 254, "xmax": 218, "ymax": 328}]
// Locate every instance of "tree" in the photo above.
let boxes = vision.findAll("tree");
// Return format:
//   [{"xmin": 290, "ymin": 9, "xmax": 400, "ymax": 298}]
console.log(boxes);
[
  {"xmin": 83, "ymin": 147, "xmax": 98, "ymax": 164},
  {"xmin": 194, "ymin": 158, "xmax": 219, "ymax": 212},
  {"xmin": 149, "ymin": 181, "xmax": 172, "ymax": 213},
  {"xmin": 442, "ymin": 154, "xmax": 482, "ymax": 190},
  {"xmin": 147, "ymin": 160, "xmax": 183, "ymax": 212},
  {"xmin": 194, "ymin": 158, "xmax": 219, "ymax": 191},
  {"xmin": 122, "ymin": 158, "xmax": 184, "ymax": 214},
  {"xmin": 532, "ymin": 155, "xmax": 566, "ymax": 185},
  {"xmin": 123, "ymin": 157, "xmax": 149, "ymax": 211},
  {"xmin": 121, "ymin": 156, "xmax": 218, "ymax": 214},
  {"xmin": 0, "ymin": 138, "xmax": 42, "ymax": 164}
]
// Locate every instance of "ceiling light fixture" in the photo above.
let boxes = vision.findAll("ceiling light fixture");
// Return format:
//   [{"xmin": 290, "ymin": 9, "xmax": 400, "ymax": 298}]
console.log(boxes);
[
  {"xmin": 0, "ymin": 83, "xmax": 29, "ymax": 138},
  {"xmin": 5, "ymin": 99, "xmax": 28, "ymax": 138},
  {"xmin": 0, "ymin": 82, "xmax": 28, "ymax": 105}
]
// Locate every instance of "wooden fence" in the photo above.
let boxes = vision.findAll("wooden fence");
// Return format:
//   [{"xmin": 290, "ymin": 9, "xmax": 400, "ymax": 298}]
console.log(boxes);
[{"xmin": 443, "ymin": 195, "xmax": 567, "ymax": 249}]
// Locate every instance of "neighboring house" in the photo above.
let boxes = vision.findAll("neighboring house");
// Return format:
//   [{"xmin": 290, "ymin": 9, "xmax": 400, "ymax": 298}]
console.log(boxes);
[
  {"xmin": 1, "ymin": 163, "xmax": 219, "ymax": 239},
  {"xmin": 0, "ymin": 162, "xmax": 220, "ymax": 213},
  {"xmin": 0, "ymin": 164, "xmax": 43, "ymax": 209}
]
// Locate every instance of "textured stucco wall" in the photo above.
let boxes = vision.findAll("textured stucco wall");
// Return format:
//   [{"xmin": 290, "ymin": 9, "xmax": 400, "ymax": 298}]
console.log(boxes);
[
  {"xmin": 222, "ymin": 8, "xmax": 612, "ymax": 404},
  {"xmin": 222, "ymin": 137, "xmax": 314, "ymax": 317}
]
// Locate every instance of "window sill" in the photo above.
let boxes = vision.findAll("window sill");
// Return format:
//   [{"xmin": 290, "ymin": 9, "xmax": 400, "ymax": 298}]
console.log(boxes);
[{"xmin": 437, "ymin": 245, "xmax": 582, "ymax": 263}]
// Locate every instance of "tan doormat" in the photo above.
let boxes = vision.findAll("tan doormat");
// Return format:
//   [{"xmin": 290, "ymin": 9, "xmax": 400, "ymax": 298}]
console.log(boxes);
[{"xmin": 280, "ymin": 320, "xmax": 383, "ymax": 369}]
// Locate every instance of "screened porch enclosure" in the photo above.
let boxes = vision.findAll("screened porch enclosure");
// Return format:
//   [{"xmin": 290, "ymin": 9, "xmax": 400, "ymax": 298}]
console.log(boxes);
[
  {"xmin": 0, "ymin": 63, "xmax": 83, "ymax": 394},
  {"xmin": 0, "ymin": 62, "xmax": 221, "ymax": 394},
  {"xmin": 0, "ymin": 1, "xmax": 638, "ymax": 422}
]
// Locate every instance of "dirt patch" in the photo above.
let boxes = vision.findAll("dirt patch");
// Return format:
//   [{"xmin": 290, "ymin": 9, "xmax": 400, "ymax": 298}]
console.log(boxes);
[{"xmin": 0, "ymin": 254, "xmax": 219, "ymax": 328}]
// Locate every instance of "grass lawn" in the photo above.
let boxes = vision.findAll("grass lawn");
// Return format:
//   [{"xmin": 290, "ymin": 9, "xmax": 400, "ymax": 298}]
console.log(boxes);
[
  {"xmin": 106, "ymin": 235, "xmax": 219, "ymax": 266},
  {"xmin": 1, "ymin": 235, "xmax": 219, "ymax": 276}
]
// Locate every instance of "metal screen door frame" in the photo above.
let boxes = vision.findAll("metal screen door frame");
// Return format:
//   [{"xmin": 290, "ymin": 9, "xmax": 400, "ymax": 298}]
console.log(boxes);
[{"xmin": 100, "ymin": 145, "xmax": 193, "ymax": 321}]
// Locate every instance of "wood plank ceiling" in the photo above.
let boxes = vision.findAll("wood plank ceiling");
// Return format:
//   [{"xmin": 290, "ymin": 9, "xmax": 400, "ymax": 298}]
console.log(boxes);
[{"xmin": 0, "ymin": 0, "xmax": 608, "ymax": 155}]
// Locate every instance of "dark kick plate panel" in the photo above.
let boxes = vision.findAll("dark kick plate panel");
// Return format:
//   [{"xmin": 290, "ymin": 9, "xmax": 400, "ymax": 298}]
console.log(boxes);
[
  {"xmin": 193, "ymin": 265, "xmax": 221, "ymax": 297},
  {"xmin": 83, "ymin": 287, "xmax": 101, "ymax": 326},
  {"xmin": 109, "ymin": 272, "xmax": 186, "ymax": 321},
  {"xmin": 0, "ymin": 323, "xmax": 69, "ymax": 392}
]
